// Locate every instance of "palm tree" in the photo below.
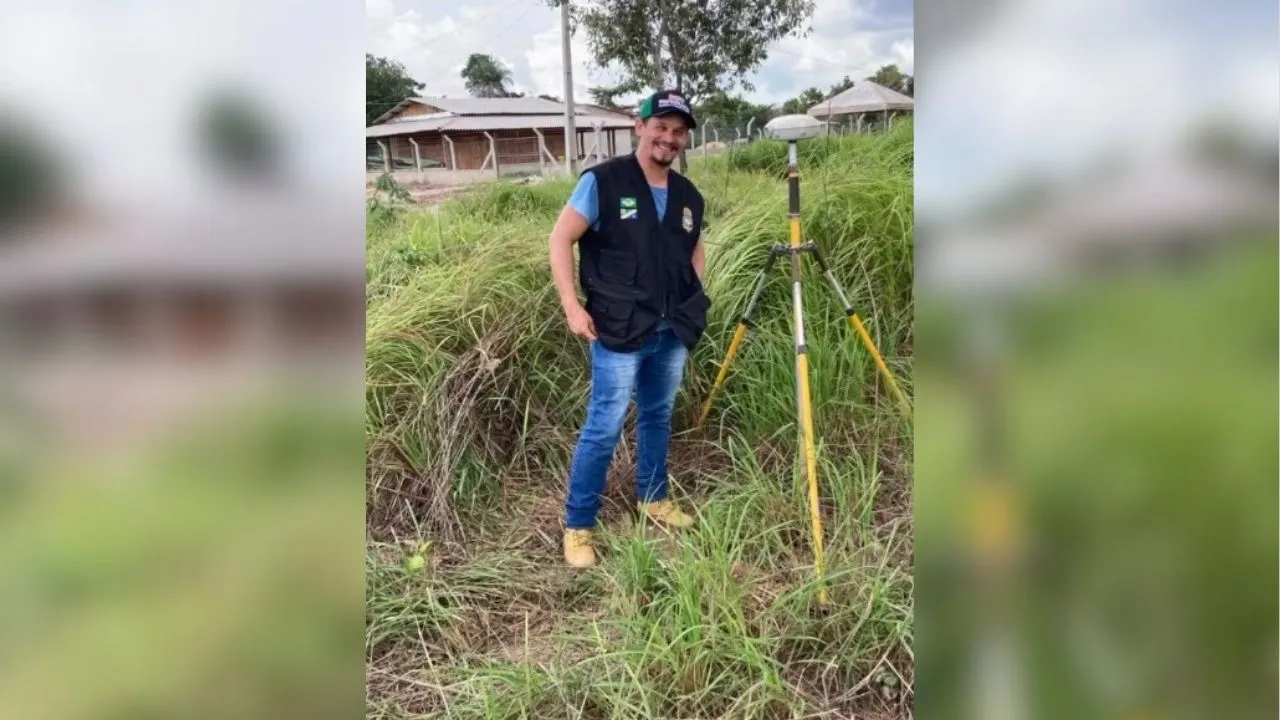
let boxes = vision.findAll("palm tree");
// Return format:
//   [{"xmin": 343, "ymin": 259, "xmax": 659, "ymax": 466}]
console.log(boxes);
[{"xmin": 461, "ymin": 53, "xmax": 515, "ymax": 98}]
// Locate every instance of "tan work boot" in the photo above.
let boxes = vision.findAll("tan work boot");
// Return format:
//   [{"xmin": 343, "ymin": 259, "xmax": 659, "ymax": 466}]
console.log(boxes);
[
  {"xmin": 563, "ymin": 529, "xmax": 596, "ymax": 568},
  {"xmin": 639, "ymin": 498, "xmax": 696, "ymax": 529}
]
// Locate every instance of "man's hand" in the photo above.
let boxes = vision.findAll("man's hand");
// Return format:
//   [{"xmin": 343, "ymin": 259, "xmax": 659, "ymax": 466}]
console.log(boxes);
[{"xmin": 564, "ymin": 302, "xmax": 598, "ymax": 341}]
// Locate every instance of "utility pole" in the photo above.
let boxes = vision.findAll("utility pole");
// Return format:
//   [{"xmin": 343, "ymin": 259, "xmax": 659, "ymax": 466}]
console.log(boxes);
[{"xmin": 560, "ymin": 0, "xmax": 576, "ymax": 176}]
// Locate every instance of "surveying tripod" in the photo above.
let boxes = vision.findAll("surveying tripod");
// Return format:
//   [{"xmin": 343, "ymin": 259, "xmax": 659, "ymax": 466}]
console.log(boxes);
[{"xmin": 694, "ymin": 140, "xmax": 912, "ymax": 605}]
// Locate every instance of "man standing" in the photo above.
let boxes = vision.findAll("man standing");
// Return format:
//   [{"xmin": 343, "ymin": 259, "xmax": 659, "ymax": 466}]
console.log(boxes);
[{"xmin": 547, "ymin": 90, "xmax": 712, "ymax": 568}]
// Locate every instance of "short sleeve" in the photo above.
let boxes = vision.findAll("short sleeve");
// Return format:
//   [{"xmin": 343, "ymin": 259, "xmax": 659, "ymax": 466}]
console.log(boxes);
[{"xmin": 566, "ymin": 172, "xmax": 600, "ymax": 230}]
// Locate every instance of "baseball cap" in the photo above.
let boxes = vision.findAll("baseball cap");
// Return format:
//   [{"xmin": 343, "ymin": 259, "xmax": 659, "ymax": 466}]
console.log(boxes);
[{"xmin": 638, "ymin": 89, "xmax": 697, "ymax": 129}]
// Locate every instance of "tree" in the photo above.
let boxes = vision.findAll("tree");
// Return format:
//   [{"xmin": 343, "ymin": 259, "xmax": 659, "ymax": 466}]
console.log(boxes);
[
  {"xmin": 588, "ymin": 86, "xmax": 621, "ymax": 110},
  {"xmin": 828, "ymin": 75, "xmax": 855, "ymax": 96},
  {"xmin": 461, "ymin": 53, "xmax": 517, "ymax": 98},
  {"xmin": 577, "ymin": 0, "xmax": 814, "ymax": 105},
  {"xmin": 366, "ymin": 53, "xmax": 424, "ymax": 125},
  {"xmin": 197, "ymin": 88, "xmax": 282, "ymax": 184},
  {"xmin": 576, "ymin": 0, "xmax": 813, "ymax": 169},
  {"xmin": 588, "ymin": 81, "xmax": 645, "ymax": 111},
  {"xmin": 695, "ymin": 92, "xmax": 776, "ymax": 134},
  {"xmin": 866, "ymin": 64, "xmax": 913, "ymax": 95},
  {"xmin": 0, "ymin": 114, "xmax": 64, "ymax": 230},
  {"xmin": 780, "ymin": 87, "xmax": 826, "ymax": 115},
  {"xmin": 866, "ymin": 64, "xmax": 903, "ymax": 89}
]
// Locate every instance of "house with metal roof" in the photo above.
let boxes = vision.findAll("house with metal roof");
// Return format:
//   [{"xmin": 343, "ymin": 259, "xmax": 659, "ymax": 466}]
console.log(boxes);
[{"xmin": 366, "ymin": 96, "xmax": 636, "ymax": 185}]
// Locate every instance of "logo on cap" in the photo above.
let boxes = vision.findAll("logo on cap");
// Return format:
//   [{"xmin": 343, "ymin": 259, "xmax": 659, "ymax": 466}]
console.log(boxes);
[{"xmin": 657, "ymin": 96, "xmax": 690, "ymax": 114}]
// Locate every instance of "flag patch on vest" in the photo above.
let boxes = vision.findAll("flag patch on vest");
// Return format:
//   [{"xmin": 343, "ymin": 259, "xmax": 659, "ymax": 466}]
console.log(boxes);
[
  {"xmin": 620, "ymin": 196, "xmax": 637, "ymax": 220},
  {"xmin": 682, "ymin": 206, "xmax": 693, "ymax": 232}
]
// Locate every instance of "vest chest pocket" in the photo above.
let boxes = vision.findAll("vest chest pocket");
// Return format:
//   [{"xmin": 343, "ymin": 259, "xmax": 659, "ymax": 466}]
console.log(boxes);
[{"xmin": 598, "ymin": 249, "xmax": 637, "ymax": 285}]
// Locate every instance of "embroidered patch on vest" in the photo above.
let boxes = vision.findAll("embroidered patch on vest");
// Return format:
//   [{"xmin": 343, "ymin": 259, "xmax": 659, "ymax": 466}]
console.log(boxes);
[
  {"xmin": 620, "ymin": 196, "xmax": 637, "ymax": 220},
  {"xmin": 682, "ymin": 206, "xmax": 693, "ymax": 232}
]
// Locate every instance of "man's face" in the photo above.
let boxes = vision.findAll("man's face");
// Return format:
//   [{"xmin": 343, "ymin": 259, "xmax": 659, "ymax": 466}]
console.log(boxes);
[{"xmin": 636, "ymin": 115, "xmax": 689, "ymax": 166}]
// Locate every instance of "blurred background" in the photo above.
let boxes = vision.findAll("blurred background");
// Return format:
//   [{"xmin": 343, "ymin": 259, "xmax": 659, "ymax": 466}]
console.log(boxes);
[
  {"xmin": 914, "ymin": 0, "xmax": 1277, "ymax": 719},
  {"xmin": 0, "ymin": 0, "xmax": 366, "ymax": 717},
  {"xmin": 0, "ymin": 0, "xmax": 1274, "ymax": 717}
]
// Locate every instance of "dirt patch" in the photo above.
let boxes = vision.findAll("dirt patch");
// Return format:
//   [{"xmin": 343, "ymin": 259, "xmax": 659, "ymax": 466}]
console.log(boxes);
[
  {"xmin": 364, "ymin": 184, "xmax": 471, "ymax": 207},
  {"xmin": 408, "ymin": 185, "xmax": 470, "ymax": 206}
]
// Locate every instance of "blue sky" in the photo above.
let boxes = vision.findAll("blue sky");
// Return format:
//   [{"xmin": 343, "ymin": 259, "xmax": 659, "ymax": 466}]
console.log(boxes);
[{"xmin": 365, "ymin": 0, "xmax": 915, "ymax": 107}]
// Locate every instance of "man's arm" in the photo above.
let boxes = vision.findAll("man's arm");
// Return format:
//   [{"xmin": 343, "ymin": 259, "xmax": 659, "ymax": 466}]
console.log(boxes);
[
  {"xmin": 549, "ymin": 195, "xmax": 599, "ymax": 341},
  {"xmin": 692, "ymin": 238, "xmax": 706, "ymax": 281},
  {"xmin": 692, "ymin": 192, "xmax": 708, "ymax": 281},
  {"xmin": 549, "ymin": 204, "xmax": 589, "ymax": 310}
]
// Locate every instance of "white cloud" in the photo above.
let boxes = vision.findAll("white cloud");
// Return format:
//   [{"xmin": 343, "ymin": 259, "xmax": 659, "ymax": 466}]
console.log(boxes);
[
  {"xmin": 366, "ymin": 0, "xmax": 393, "ymax": 21},
  {"xmin": 1225, "ymin": 53, "xmax": 1280, "ymax": 140},
  {"xmin": 0, "ymin": 0, "xmax": 364, "ymax": 206},
  {"xmin": 525, "ymin": 21, "xmax": 600, "ymax": 102},
  {"xmin": 891, "ymin": 38, "xmax": 914, "ymax": 74},
  {"xmin": 916, "ymin": 0, "xmax": 1277, "ymax": 216},
  {"xmin": 811, "ymin": 0, "xmax": 860, "ymax": 27},
  {"xmin": 743, "ymin": 0, "xmax": 910, "ymax": 105},
  {"xmin": 366, "ymin": 0, "xmax": 626, "ymax": 102},
  {"xmin": 748, "ymin": 29, "xmax": 885, "ymax": 105},
  {"xmin": 367, "ymin": 0, "xmax": 532, "ymax": 98}
]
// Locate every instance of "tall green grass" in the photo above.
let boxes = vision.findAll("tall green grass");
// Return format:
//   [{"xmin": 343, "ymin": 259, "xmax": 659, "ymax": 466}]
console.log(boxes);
[{"xmin": 366, "ymin": 122, "xmax": 915, "ymax": 718}]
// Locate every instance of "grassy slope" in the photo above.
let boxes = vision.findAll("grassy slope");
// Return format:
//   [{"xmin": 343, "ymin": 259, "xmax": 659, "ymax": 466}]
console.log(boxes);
[{"xmin": 365, "ymin": 124, "xmax": 915, "ymax": 719}]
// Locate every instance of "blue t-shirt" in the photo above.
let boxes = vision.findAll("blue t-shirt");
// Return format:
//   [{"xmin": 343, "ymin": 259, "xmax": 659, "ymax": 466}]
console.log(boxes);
[
  {"xmin": 567, "ymin": 171, "xmax": 668, "ymax": 230},
  {"xmin": 567, "ymin": 171, "xmax": 672, "ymax": 331}
]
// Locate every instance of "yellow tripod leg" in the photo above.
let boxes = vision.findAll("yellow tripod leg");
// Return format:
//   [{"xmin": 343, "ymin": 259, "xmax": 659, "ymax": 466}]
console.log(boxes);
[
  {"xmin": 849, "ymin": 313, "xmax": 912, "ymax": 417},
  {"xmin": 696, "ymin": 321, "xmax": 747, "ymax": 429},
  {"xmin": 805, "ymin": 242, "xmax": 912, "ymax": 417},
  {"xmin": 695, "ymin": 246, "xmax": 781, "ymax": 430}
]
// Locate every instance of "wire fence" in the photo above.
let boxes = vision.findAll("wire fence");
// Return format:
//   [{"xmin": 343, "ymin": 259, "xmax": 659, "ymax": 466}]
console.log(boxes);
[{"xmin": 687, "ymin": 112, "xmax": 907, "ymax": 154}]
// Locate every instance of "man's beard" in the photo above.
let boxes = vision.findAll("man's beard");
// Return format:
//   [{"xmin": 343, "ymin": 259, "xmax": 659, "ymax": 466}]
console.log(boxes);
[{"xmin": 651, "ymin": 144, "xmax": 678, "ymax": 166}]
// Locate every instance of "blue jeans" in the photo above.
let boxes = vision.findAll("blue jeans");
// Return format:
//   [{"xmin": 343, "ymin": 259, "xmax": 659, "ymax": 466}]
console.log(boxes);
[{"xmin": 564, "ymin": 328, "xmax": 688, "ymax": 529}]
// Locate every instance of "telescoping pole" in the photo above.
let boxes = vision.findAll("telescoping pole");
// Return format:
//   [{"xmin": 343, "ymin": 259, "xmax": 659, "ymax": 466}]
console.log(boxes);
[{"xmin": 787, "ymin": 140, "xmax": 828, "ymax": 606}]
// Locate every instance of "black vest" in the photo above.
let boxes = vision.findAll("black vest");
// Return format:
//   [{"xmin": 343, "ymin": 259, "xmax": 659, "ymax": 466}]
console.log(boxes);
[{"xmin": 578, "ymin": 154, "xmax": 711, "ymax": 352}]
